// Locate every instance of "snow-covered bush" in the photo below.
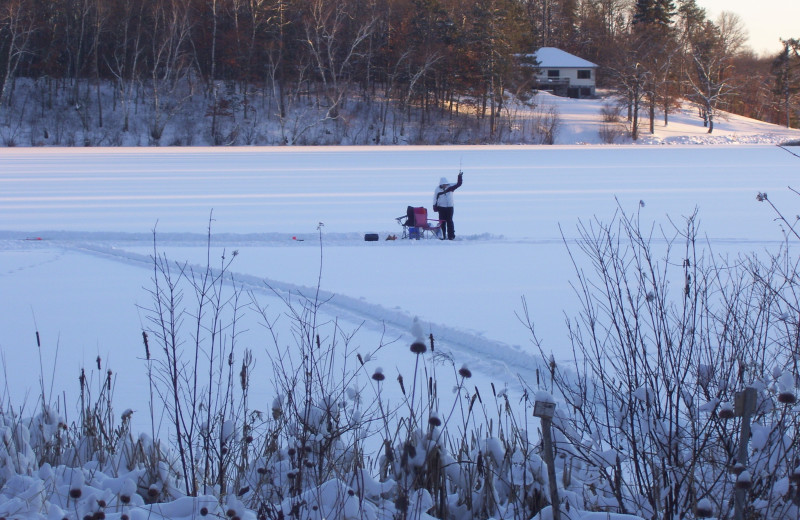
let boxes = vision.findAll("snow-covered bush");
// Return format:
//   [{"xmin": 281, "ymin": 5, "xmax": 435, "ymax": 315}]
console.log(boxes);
[{"xmin": 522, "ymin": 203, "xmax": 800, "ymax": 520}]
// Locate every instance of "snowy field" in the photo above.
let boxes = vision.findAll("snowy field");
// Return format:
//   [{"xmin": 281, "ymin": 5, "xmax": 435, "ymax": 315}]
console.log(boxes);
[
  {"xmin": 2, "ymin": 95, "xmax": 800, "ymax": 519},
  {"xmin": 3, "ymin": 143, "xmax": 800, "ymax": 420}
]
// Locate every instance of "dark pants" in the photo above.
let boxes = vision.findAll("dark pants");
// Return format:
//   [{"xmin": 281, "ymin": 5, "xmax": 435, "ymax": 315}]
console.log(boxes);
[{"xmin": 438, "ymin": 206, "xmax": 455, "ymax": 239}]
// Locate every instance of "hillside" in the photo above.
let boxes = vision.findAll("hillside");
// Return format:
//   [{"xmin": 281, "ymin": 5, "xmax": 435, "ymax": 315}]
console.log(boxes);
[
  {"xmin": 533, "ymin": 91, "xmax": 800, "ymax": 145},
  {"xmin": 3, "ymin": 76, "xmax": 800, "ymax": 147}
]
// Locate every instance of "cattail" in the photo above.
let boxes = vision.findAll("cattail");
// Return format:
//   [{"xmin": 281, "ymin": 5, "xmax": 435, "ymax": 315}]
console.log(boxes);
[
  {"xmin": 695, "ymin": 498, "xmax": 713, "ymax": 518},
  {"xmin": 142, "ymin": 331, "xmax": 150, "ymax": 360},
  {"xmin": 395, "ymin": 493, "xmax": 409, "ymax": 513},
  {"xmin": 404, "ymin": 442, "xmax": 416, "ymax": 458},
  {"xmin": 735, "ymin": 470, "xmax": 752, "ymax": 490},
  {"xmin": 789, "ymin": 466, "xmax": 800, "ymax": 484},
  {"xmin": 730, "ymin": 463, "xmax": 745, "ymax": 476},
  {"xmin": 96, "ymin": 356, "xmax": 101, "ymax": 370}
]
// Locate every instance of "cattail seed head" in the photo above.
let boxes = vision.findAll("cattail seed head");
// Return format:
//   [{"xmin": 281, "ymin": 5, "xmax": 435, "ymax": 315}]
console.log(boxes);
[
  {"xmin": 142, "ymin": 331, "xmax": 150, "ymax": 359},
  {"xmin": 404, "ymin": 442, "xmax": 416, "ymax": 458},
  {"xmin": 695, "ymin": 499, "xmax": 713, "ymax": 518},
  {"xmin": 395, "ymin": 493, "xmax": 409, "ymax": 513},
  {"xmin": 735, "ymin": 470, "xmax": 752, "ymax": 490}
]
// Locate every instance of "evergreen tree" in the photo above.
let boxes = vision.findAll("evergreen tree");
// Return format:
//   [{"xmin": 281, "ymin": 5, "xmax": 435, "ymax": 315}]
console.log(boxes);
[
  {"xmin": 633, "ymin": 0, "xmax": 675, "ymax": 27},
  {"xmin": 772, "ymin": 38, "xmax": 800, "ymax": 128}
]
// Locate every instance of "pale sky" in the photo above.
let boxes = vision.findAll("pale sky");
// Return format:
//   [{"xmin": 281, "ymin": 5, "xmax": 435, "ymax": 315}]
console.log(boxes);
[{"xmin": 697, "ymin": 0, "xmax": 799, "ymax": 56}]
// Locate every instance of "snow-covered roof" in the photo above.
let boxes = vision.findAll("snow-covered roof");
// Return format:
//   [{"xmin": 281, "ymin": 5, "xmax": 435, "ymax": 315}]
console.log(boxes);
[{"xmin": 533, "ymin": 47, "xmax": 598, "ymax": 69}]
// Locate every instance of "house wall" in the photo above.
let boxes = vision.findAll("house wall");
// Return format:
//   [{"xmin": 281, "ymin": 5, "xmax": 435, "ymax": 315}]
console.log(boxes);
[
  {"xmin": 534, "ymin": 67, "xmax": 595, "ymax": 88},
  {"xmin": 534, "ymin": 67, "xmax": 596, "ymax": 98}
]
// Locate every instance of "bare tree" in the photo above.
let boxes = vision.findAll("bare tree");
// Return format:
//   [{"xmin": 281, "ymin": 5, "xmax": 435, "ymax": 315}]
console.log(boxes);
[
  {"xmin": 146, "ymin": 0, "xmax": 195, "ymax": 143},
  {"xmin": 0, "ymin": 0, "xmax": 36, "ymax": 110},
  {"xmin": 106, "ymin": 0, "xmax": 145, "ymax": 134},
  {"xmin": 685, "ymin": 19, "xmax": 735, "ymax": 133}
]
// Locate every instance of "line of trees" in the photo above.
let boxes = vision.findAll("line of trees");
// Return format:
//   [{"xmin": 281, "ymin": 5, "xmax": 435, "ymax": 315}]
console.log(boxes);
[{"xmin": 0, "ymin": 0, "xmax": 798, "ymax": 144}]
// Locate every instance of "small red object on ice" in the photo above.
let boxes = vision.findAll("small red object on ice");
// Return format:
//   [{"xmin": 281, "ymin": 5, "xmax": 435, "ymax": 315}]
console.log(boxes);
[{"xmin": 292, "ymin": 236, "xmax": 296, "ymax": 240}]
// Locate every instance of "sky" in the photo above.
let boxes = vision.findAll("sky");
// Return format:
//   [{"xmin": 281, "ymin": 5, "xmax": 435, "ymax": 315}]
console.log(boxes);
[{"xmin": 698, "ymin": 0, "xmax": 799, "ymax": 56}]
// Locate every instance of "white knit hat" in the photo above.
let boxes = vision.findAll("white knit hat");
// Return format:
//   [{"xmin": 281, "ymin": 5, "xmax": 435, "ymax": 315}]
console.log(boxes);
[{"xmin": 439, "ymin": 177, "xmax": 449, "ymax": 186}]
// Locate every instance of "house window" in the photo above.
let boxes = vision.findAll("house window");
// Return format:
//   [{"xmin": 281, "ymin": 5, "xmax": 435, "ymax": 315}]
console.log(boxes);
[
  {"xmin": 547, "ymin": 70, "xmax": 560, "ymax": 78},
  {"xmin": 577, "ymin": 69, "xmax": 591, "ymax": 80}
]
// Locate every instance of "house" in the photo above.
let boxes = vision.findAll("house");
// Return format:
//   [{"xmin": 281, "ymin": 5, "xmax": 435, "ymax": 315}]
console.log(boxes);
[{"xmin": 529, "ymin": 47, "xmax": 598, "ymax": 99}]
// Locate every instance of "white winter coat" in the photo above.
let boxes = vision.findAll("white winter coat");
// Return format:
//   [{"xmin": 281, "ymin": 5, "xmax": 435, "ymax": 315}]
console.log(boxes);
[
  {"xmin": 433, "ymin": 176, "xmax": 457, "ymax": 208},
  {"xmin": 433, "ymin": 184, "xmax": 455, "ymax": 208}
]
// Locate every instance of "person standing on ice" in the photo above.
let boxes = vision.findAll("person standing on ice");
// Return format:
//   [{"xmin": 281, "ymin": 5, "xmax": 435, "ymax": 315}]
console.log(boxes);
[{"xmin": 432, "ymin": 171, "xmax": 463, "ymax": 240}]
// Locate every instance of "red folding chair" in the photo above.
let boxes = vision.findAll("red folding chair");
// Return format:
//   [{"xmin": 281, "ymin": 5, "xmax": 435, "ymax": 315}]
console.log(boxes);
[
  {"xmin": 411, "ymin": 207, "xmax": 443, "ymax": 239},
  {"xmin": 396, "ymin": 206, "xmax": 443, "ymax": 239}
]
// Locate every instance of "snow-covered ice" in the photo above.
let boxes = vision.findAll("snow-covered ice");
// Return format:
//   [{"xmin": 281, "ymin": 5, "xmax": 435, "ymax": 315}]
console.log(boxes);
[{"xmin": 2, "ymin": 94, "xmax": 800, "ymax": 519}]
